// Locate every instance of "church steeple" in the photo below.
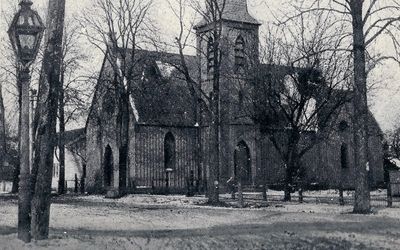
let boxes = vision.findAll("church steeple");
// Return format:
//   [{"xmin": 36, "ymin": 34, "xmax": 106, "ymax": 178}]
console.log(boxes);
[
  {"xmin": 220, "ymin": 0, "xmax": 260, "ymax": 25},
  {"xmin": 194, "ymin": 0, "xmax": 260, "ymax": 29}
]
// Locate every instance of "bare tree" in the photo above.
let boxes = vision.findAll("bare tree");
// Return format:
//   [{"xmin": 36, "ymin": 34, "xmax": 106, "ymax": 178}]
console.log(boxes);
[
  {"xmin": 248, "ymin": 10, "xmax": 353, "ymax": 201},
  {"xmin": 79, "ymin": 0, "xmax": 155, "ymax": 195},
  {"xmin": 57, "ymin": 20, "xmax": 92, "ymax": 194},
  {"xmin": 284, "ymin": 0, "xmax": 400, "ymax": 213},
  {"xmin": 169, "ymin": 0, "xmax": 227, "ymax": 204},
  {"xmin": 30, "ymin": 0, "xmax": 66, "ymax": 240}
]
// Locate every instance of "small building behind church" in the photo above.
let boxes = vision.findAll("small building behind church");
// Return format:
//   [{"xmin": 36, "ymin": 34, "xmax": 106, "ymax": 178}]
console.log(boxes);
[{"xmin": 52, "ymin": 128, "xmax": 86, "ymax": 192}]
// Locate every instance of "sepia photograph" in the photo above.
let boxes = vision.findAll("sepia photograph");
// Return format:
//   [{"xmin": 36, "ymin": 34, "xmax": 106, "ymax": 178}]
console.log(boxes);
[{"xmin": 0, "ymin": 0, "xmax": 399, "ymax": 249}]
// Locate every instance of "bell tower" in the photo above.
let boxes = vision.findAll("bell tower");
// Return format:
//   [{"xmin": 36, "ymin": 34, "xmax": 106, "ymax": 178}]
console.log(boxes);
[
  {"xmin": 194, "ymin": 0, "xmax": 261, "ymax": 120},
  {"xmin": 195, "ymin": 0, "xmax": 261, "ymax": 188}
]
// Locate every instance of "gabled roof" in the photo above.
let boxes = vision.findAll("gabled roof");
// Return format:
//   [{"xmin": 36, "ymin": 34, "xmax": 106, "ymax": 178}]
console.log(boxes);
[
  {"xmin": 130, "ymin": 51, "xmax": 198, "ymax": 126},
  {"xmin": 88, "ymin": 49, "xmax": 199, "ymax": 127},
  {"xmin": 57, "ymin": 128, "xmax": 86, "ymax": 147},
  {"xmin": 195, "ymin": 0, "xmax": 260, "ymax": 29}
]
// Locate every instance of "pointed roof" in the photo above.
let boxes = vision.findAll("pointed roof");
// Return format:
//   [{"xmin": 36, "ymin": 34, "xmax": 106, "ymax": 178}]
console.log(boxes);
[{"xmin": 195, "ymin": 0, "xmax": 260, "ymax": 29}]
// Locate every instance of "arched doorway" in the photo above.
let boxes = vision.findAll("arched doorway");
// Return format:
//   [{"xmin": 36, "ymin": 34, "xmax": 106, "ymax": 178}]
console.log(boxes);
[
  {"xmin": 104, "ymin": 145, "xmax": 114, "ymax": 188},
  {"xmin": 234, "ymin": 141, "xmax": 251, "ymax": 185}
]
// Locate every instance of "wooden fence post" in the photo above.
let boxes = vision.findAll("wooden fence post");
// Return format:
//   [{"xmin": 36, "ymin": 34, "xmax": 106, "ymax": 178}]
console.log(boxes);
[
  {"xmin": 262, "ymin": 184, "xmax": 267, "ymax": 202},
  {"xmin": 387, "ymin": 181, "xmax": 393, "ymax": 208},
  {"xmin": 237, "ymin": 180, "xmax": 244, "ymax": 208},
  {"xmin": 298, "ymin": 187, "xmax": 303, "ymax": 203},
  {"xmin": 339, "ymin": 188, "xmax": 344, "ymax": 206},
  {"xmin": 74, "ymin": 174, "xmax": 78, "ymax": 193},
  {"xmin": 80, "ymin": 177, "xmax": 85, "ymax": 194}
]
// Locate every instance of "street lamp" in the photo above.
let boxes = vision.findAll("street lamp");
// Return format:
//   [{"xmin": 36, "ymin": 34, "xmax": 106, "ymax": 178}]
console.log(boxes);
[
  {"xmin": 8, "ymin": 0, "xmax": 45, "ymax": 243},
  {"xmin": 8, "ymin": 0, "xmax": 45, "ymax": 65}
]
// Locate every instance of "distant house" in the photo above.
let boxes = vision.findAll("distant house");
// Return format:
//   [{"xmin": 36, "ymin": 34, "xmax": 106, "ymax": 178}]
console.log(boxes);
[
  {"xmin": 52, "ymin": 128, "xmax": 86, "ymax": 192},
  {"xmin": 84, "ymin": 0, "xmax": 384, "ymax": 195}
]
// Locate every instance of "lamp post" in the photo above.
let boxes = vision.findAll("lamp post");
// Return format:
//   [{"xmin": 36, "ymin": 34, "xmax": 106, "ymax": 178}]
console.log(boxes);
[{"xmin": 8, "ymin": 0, "xmax": 44, "ymax": 243}]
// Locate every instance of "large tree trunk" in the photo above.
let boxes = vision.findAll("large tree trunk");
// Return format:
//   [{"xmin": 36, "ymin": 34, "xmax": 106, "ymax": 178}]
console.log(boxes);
[
  {"xmin": 284, "ymin": 134, "xmax": 300, "ymax": 202},
  {"xmin": 31, "ymin": 0, "xmax": 66, "ymax": 240},
  {"xmin": 350, "ymin": 0, "xmax": 370, "ymax": 214},
  {"xmin": 118, "ymin": 90, "xmax": 129, "ymax": 196},
  {"xmin": 207, "ymin": 29, "xmax": 221, "ymax": 204},
  {"xmin": 208, "ymin": 111, "xmax": 220, "ymax": 204}
]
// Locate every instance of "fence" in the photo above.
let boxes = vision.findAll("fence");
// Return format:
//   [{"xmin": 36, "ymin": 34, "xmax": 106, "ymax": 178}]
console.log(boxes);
[
  {"xmin": 222, "ymin": 184, "xmax": 400, "ymax": 208},
  {"xmin": 64, "ymin": 174, "xmax": 85, "ymax": 194}
]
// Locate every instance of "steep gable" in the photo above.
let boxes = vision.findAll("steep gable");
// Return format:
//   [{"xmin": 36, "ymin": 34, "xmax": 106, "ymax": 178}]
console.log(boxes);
[{"xmin": 87, "ymin": 49, "xmax": 199, "ymax": 128}]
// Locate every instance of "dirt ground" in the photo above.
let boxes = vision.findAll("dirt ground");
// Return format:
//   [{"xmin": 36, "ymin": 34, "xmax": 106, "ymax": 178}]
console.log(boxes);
[{"xmin": 0, "ymin": 194, "xmax": 399, "ymax": 250}]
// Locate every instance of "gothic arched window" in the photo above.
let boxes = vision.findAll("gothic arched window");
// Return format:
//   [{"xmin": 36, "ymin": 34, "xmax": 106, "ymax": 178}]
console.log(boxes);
[
  {"xmin": 238, "ymin": 89, "xmax": 244, "ymax": 108},
  {"xmin": 164, "ymin": 132, "xmax": 176, "ymax": 171},
  {"xmin": 341, "ymin": 143, "xmax": 348, "ymax": 169},
  {"xmin": 207, "ymin": 37, "xmax": 214, "ymax": 74},
  {"xmin": 235, "ymin": 35, "xmax": 245, "ymax": 72},
  {"xmin": 339, "ymin": 120, "xmax": 349, "ymax": 132}
]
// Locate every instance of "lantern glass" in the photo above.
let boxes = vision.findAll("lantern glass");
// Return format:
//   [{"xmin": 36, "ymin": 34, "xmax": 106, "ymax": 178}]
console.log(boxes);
[
  {"xmin": 8, "ymin": 0, "xmax": 45, "ymax": 65},
  {"xmin": 18, "ymin": 15, "xmax": 25, "ymax": 25},
  {"xmin": 19, "ymin": 34, "xmax": 36, "ymax": 50}
]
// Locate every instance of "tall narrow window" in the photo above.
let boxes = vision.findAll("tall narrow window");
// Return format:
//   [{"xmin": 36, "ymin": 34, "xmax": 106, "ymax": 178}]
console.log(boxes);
[
  {"xmin": 104, "ymin": 145, "xmax": 114, "ymax": 187},
  {"xmin": 207, "ymin": 37, "xmax": 214, "ymax": 74},
  {"xmin": 164, "ymin": 132, "xmax": 176, "ymax": 170},
  {"xmin": 238, "ymin": 90, "xmax": 244, "ymax": 109},
  {"xmin": 235, "ymin": 36, "xmax": 245, "ymax": 72},
  {"xmin": 341, "ymin": 143, "xmax": 348, "ymax": 169}
]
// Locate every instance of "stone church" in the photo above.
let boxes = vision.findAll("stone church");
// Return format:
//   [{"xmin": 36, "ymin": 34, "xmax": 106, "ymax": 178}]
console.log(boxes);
[{"xmin": 84, "ymin": 0, "xmax": 384, "ymax": 195}]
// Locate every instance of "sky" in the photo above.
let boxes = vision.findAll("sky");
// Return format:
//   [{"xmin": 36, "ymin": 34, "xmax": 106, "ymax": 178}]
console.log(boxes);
[{"xmin": 0, "ymin": 0, "xmax": 399, "ymax": 133}]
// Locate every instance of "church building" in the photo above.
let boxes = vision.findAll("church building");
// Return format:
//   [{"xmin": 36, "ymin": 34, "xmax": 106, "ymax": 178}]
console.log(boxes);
[{"xmin": 84, "ymin": 0, "xmax": 384, "ymax": 195}]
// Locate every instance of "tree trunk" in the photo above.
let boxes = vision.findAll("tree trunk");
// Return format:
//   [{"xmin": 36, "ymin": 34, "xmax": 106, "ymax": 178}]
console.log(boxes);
[
  {"xmin": 208, "ymin": 113, "xmax": 220, "ymax": 204},
  {"xmin": 118, "ymin": 90, "xmax": 129, "ymax": 196},
  {"xmin": 12, "ymin": 76, "xmax": 22, "ymax": 194},
  {"xmin": 284, "ymin": 135, "xmax": 300, "ymax": 202},
  {"xmin": 350, "ymin": 0, "xmax": 370, "ymax": 214},
  {"xmin": 0, "ymin": 84, "xmax": 6, "ymax": 176},
  {"xmin": 284, "ymin": 162, "xmax": 293, "ymax": 201},
  {"xmin": 31, "ymin": 0, "xmax": 66, "ymax": 240},
  {"xmin": 58, "ymin": 74, "xmax": 65, "ymax": 195},
  {"xmin": 207, "ymin": 30, "xmax": 221, "ymax": 204}
]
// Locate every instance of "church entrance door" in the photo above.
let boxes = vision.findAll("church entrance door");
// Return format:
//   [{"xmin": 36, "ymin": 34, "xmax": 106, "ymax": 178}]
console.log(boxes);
[{"xmin": 234, "ymin": 141, "xmax": 251, "ymax": 186}]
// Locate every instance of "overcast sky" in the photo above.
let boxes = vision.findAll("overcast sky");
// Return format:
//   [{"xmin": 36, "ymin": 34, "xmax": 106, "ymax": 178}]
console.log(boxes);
[{"xmin": 0, "ymin": 0, "xmax": 399, "ymax": 133}]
